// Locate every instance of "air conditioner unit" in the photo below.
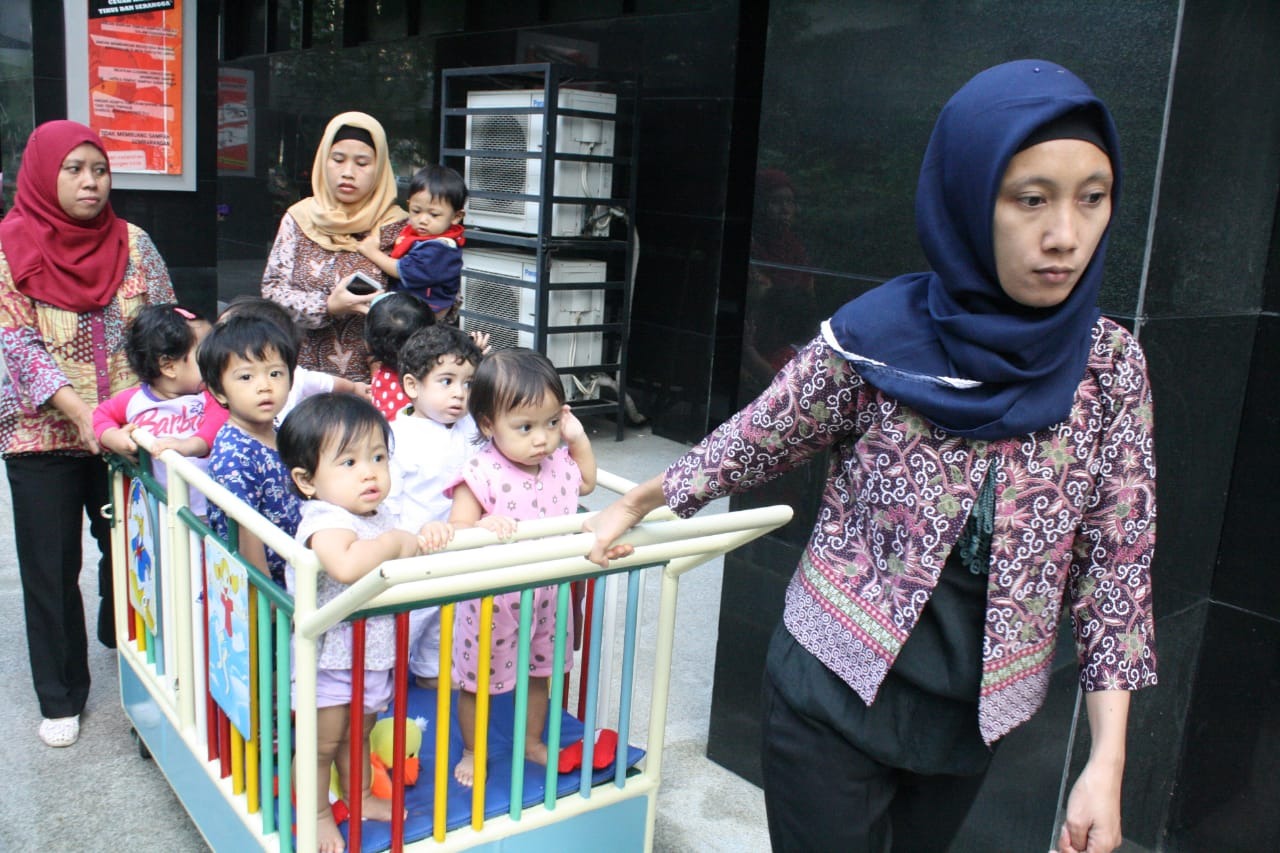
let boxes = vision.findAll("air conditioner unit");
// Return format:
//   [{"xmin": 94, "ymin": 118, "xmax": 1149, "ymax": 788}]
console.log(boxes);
[
  {"xmin": 464, "ymin": 88, "xmax": 616, "ymax": 237},
  {"xmin": 460, "ymin": 248, "xmax": 606, "ymax": 400}
]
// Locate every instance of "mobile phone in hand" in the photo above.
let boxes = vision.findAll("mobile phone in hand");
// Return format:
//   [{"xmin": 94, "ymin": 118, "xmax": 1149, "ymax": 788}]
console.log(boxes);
[{"xmin": 346, "ymin": 271, "xmax": 382, "ymax": 295}]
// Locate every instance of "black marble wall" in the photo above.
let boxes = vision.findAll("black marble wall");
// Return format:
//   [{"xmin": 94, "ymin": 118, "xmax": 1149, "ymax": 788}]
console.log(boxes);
[
  {"xmin": 215, "ymin": 37, "xmax": 439, "ymax": 269},
  {"xmin": 1159, "ymin": 55, "xmax": 1280, "ymax": 843},
  {"xmin": 709, "ymin": 1, "xmax": 1280, "ymax": 850},
  {"xmin": 0, "ymin": 2, "xmax": 34, "ymax": 213},
  {"xmin": 1127, "ymin": 1, "xmax": 1280, "ymax": 847}
]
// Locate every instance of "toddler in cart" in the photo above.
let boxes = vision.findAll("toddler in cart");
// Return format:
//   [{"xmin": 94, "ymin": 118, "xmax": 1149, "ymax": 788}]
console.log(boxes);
[
  {"xmin": 439, "ymin": 347, "xmax": 597, "ymax": 786},
  {"xmin": 278, "ymin": 392, "xmax": 422, "ymax": 851}
]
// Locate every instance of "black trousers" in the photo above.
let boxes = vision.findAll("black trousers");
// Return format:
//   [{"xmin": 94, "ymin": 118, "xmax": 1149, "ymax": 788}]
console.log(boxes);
[
  {"xmin": 7, "ymin": 454, "xmax": 113, "ymax": 719},
  {"xmin": 761, "ymin": 671, "xmax": 989, "ymax": 853}
]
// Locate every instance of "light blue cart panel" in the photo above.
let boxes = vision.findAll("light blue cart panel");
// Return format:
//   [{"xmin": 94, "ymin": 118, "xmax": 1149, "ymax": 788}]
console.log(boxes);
[
  {"xmin": 469, "ymin": 796, "xmax": 649, "ymax": 853},
  {"xmin": 121, "ymin": 658, "xmax": 266, "ymax": 852}
]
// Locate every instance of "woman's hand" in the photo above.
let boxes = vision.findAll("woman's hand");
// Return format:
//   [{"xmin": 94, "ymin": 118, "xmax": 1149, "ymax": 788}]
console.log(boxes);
[
  {"xmin": 50, "ymin": 386, "xmax": 99, "ymax": 453},
  {"xmin": 326, "ymin": 275, "xmax": 379, "ymax": 317},
  {"xmin": 1057, "ymin": 757, "xmax": 1124, "ymax": 853},
  {"xmin": 584, "ymin": 474, "xmax": 666, "ymax": 567},
  {"xmin": 1058, "ymin": 690, "xmax": 1129, "ymax": 853}
]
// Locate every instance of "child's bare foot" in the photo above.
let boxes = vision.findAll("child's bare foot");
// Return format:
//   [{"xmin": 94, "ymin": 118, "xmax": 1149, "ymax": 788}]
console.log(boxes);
[
  {"xmin": 316, "ymin": 810, "xmax": 345, "ymax": 853},
  {"xmin": 414, "ymin": 675, "xmax": 438, "ymax": 690},
  {"xmin": 361, "ymin": 791, "xmax": 399, "ymax": 823},
  {"xmin": 525, "ymin": 740, "xmax": 549, "ymax": 767},
  {"xmin": 454, "ymin": 748, "xmax": 478, "ymax": 787}
]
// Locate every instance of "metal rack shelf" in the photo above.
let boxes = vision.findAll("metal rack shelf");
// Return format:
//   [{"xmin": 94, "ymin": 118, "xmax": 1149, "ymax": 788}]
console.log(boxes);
[{"xmin": 440, "ymin": 63, "xmax": 639, "ymax": 440}]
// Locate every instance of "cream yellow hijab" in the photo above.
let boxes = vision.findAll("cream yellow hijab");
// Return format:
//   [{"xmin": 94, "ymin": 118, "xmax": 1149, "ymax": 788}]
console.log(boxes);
[{"xmin": 286, "ymin": 111, "xmax": 406, "ymax": 252}]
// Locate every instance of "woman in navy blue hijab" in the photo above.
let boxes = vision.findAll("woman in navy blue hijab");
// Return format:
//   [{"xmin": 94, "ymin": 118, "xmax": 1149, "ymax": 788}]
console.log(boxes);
[
  {"xmin": 822, "ymin": 60, "xmax": 1121, "ymax": 441},
  {"xmin": 589, "ymin": 61, "xmax": 1155, "ymax": 853}
]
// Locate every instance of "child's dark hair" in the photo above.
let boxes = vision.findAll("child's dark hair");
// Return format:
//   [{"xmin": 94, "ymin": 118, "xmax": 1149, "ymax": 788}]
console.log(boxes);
[
  {"xmin": 408, "ymin": 164, "xmax": 467, "ymax": 211},
  {"xmin": 364, "ymin": 292, "xmax": 435, "ymax": 370},
  {"xmin": 218, "ymin": 296, "xmax": 301, "ymax": 350},
  {"xmin": 125, "ymin": 303, "xmax": 204, "ymax": 383},
  {"xmin": 277, "ymin": 392, "xmax": 391, "ymax": 496},
  {"xmin": 198, "ymin": 315, "xmax": 299, "ymax": 398},
  {"xmin": 399, "ymin": 324, "xmax": 482, "ymax": 383},
  {"xmin": 468, "ymin": 348, "xmax": 565, "ymax": 434}
]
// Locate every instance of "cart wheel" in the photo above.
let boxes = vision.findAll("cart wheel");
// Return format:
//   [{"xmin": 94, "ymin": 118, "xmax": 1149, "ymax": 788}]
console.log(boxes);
[{"xmin": 131, "ymin": 727, "xmax": 152, "ymax": 761}]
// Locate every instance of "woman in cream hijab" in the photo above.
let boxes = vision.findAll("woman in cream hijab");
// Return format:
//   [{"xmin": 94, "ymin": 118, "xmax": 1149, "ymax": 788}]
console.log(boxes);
[{"xmin": 262, "ymin": 112, "xmax": 406, "ymax": 382}]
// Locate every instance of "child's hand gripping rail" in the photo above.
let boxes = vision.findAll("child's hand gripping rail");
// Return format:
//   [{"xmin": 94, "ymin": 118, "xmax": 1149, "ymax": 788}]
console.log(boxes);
[{"xmin": 131, "ymin": 426, "xmax": 315, "ymax": 573}]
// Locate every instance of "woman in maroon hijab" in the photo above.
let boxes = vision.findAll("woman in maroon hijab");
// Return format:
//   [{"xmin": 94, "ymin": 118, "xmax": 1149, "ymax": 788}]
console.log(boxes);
[{"xmin": 0, "ymin": 121, "xmax": 174, "ymax": 747}]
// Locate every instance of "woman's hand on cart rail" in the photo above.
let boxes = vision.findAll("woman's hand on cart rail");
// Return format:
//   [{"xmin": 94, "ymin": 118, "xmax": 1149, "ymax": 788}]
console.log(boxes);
[{"xmin": 584, "ymin": 474, "xmax": 666, "ymax": 567}]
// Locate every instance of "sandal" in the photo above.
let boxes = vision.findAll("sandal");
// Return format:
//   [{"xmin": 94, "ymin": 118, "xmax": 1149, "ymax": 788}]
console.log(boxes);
[{"xmin": 39, "ymin": 715, "xmax": 80, "ymax": 748}]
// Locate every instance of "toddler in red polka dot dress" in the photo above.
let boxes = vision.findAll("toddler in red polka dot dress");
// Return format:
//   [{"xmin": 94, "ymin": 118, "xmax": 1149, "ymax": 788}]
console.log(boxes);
[{"xmin": 364, "ymin": 292, "xmax": 436, "ymax": 421}]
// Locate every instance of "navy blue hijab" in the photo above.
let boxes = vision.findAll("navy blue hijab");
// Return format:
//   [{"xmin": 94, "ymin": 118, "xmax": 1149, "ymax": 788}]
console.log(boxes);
[{"xmin": 823, "ymin": 60, "xmax": 1122, "ymax": 440}]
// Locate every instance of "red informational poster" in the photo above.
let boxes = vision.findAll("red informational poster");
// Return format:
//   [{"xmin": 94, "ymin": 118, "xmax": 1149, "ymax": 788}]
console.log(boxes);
[
  {"xmin": 217, "ymin": 68, "xmax": 254, "ymax": 174},
  {"xmin": 86, "ymin": 0, "xmax": 183, "ymax": 175}
]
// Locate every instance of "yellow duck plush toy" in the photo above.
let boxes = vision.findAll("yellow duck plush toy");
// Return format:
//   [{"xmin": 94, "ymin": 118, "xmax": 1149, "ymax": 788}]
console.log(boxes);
[
  {"xmin": 329, "ymin": 716, "xmax": 425, "ymax": 803},
  {"xmin": 370, "ymin": 716, "xmax": 424, "ymax": 799}
]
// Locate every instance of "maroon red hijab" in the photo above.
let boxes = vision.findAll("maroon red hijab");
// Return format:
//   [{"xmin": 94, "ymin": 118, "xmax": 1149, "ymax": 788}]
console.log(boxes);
[{"xmin": 0, "ymin": 121, "xmax": 130, "ymax": 312}]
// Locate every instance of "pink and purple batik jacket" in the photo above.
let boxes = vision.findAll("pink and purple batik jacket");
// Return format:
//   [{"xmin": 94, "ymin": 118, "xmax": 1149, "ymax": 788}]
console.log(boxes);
[{"xmin": 662, "ymin": 316, "xmax": 1157, "ymax": 744}]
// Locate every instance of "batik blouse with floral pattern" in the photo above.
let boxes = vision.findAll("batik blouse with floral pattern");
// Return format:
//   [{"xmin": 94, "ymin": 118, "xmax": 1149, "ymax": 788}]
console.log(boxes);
[
  {"xmin": 261, "ymin": 213, "xmax": 401, "ymax": 383},
  {"xmin": 0, "ymin": 223, "xmax": 174, "ymax": 456},
  {"xmin": 663, "ymin": 316, "xmax": 1157, "ymax": 745}
]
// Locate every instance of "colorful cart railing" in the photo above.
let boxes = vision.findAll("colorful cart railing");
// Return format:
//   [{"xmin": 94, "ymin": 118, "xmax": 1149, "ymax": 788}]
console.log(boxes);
[{"xmin": 108, "ymin": 430, "xmax": 790, "ymax": 852}]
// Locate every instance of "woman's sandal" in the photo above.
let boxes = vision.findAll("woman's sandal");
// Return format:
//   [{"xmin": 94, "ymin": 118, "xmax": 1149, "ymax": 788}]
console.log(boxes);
[{"xmin": 39, "ymin": 715, "xmax": 80, "ymax": 748}]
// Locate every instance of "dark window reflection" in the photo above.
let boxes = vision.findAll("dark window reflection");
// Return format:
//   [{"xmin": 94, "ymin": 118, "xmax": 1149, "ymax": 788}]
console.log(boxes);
[
  {"xmin": 742, "ymin": 168, "xmax": 817, "ymax": 396},
  {"xmin": 736, "ymin": 170, "xmax": 832, "ymax": 547},
  {"xmin": 0, "ymin": 4, "xmax": 34, "ymax": 213}
]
